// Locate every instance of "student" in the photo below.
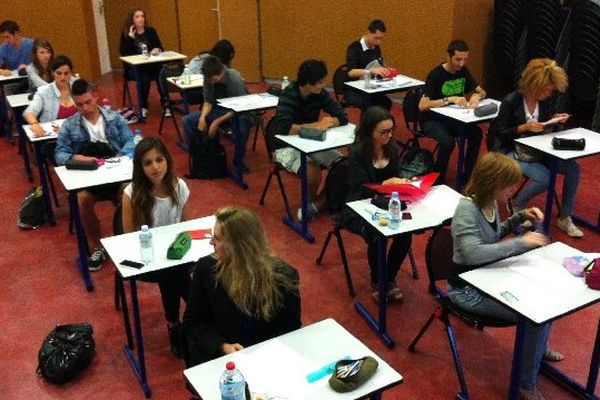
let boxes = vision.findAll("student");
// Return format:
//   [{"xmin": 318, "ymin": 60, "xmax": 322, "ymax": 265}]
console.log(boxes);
[
  {"xmin": 345, "ymin": 106, "xmax": 411, "ymax": 302},
  {"xmin": 344, "ymin": 19, "xmax": 393, "ymax": 110},
  {"xmin": 24, "ymin": 55, "xmax": 76, "ymax": 137},
  {"xmin": 55, "ymin": 79, "xmax": 135, "ymax": 271},
  {"xmin": 419, "ymin": 39, "xmax": 486, "ymax": 184},
  {"xmin": 119, "ymin": 8, "xmax": 164, "ymax": 119},
  {"xmin": 182, "ymin": 206, "xmax": 301, "ymax": 367},
  {"xmin": 121, "ymin": 137, "xmax": 192, "ymax": 358},
  {"xmin": 182, "ymin": 55, "xmax": 252, "ymax": 171},
  {"xmin": 188, "ymin": 39, "xmax": 236, "ymax": 75},
  {"xmin": 26, "ymin": 39, "xmax": 54, "ymax": 89},
  {"xmin": 493, "ymin": 58, "xmax": 582, "ymax": 238},
  {"xmin": 449, "ymin": 152, "xmax": 561, "ymax": 400},
  {"xmin": 0, "ymin": 20, "xmax": 33, "ymax": 75},
  {"xmin": 273, "ymin": 59, "xmax": 349, "ymax": 221}
]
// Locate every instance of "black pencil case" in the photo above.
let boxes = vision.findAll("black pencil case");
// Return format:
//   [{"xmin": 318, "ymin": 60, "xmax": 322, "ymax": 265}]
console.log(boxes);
[
  {"xmin": 299, "ymin": 127, "xmax": 327, "ymax": 141},
  {"xmin": 551, "ymin": 137, "xmax": 585, "ymax": 151},
  {"xmin": 473, "ymin": 103, "xmax": 498, "ymax": 117},
  {"xmin": 65, "ymin": 159, "xmax": 98, "ymax": 170}
]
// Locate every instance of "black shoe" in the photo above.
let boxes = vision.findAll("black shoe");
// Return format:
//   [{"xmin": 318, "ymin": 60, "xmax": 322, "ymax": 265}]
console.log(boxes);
[
  {"xmin": 241, "ymin": 164, "xmax": 250, "ymax": 174},
  {"xmin": 88, "ymin": 247, "xmax": 107, "ymax": 272},
  {"xmin": 167, "ymin": 323, "xmax": 184, "ymax": 358}
]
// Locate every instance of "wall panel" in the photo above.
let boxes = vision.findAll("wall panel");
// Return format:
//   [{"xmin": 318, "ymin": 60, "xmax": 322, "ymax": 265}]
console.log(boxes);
[{"xmin": 220, "ymin": 0, "xmax": 260, "ymax": 82}]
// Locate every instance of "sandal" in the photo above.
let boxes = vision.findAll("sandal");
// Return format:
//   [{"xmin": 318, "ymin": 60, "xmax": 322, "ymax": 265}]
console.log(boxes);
[{"xmin": 543, "ymin": 349, "xmax": 564, "ymax": 362}]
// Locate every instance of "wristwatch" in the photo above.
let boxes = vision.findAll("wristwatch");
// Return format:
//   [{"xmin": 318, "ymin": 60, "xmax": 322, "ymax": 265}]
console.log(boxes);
[{"xmin": 443, "ymin": 97, "xmax": 449, "ymax": 106}]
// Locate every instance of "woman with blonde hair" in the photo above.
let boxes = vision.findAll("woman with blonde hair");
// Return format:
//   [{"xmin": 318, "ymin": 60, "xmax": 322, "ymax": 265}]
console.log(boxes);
[
  {"xmin": 493, "ymin": 58, "xmax": 582, "ymax": 237},
  {"xmin": 450, "ymin": 152, "xmax": 559, "ymax": 400},
  {"xmin": 182, "ymin": 206, "xmax": 301, "ymax": 367}
]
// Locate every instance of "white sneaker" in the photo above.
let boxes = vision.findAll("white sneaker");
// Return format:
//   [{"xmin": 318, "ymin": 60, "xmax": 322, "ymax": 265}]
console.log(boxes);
[
  {"xmin": 164, "ymin": 108, "xmax": 172, "ymax": 117},
  {"xmin": 297, "ymin": 202, "xmax": 318, "ymax": 222},
  {"xmin": 141, "ymin": 108, "xmax": 148, "ymax": 119},
  {"xmin": 556, "ymin": 216, "xmax": 583, "ymax": 238}
]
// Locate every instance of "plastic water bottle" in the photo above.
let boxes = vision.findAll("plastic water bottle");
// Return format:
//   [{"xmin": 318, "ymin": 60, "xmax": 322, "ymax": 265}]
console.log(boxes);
[
  {"xmin": 219, "ymin": 362, "xmax": 246, "ymax": 400},
  {"xmin": 388, "ymin": 191, "xmax": 402, "ymax": 230},
  {"xmin": 141, "ymin": 43, "xmax": 149, "ymax": 58},
  {"xmin": 133, "ymin": 129, "xmax": 143, "ymax": 146},
  {"xmin": 281, "ymin": 76, "xmax": 290, "ymax": 91},
  {"xmin": 181, "ymin": 66, "xmax": 191, "ymax": 85},
  {"xmin": 363, "ymin": 69, "xmax": 371, "ymax": 89},
  {"xmin": 139, "ymin": 225, "xmax": 154, "ymax": 265}
]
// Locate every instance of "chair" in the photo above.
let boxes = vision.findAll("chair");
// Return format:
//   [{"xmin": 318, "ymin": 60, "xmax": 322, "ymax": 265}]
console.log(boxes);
[
  {"xmin": 157, "ymin": 62, "xmax": 186, "ymax": 142},
  {"xmin": 251, "ymin": 86, "xmax": 281, "ymax": 152},
  {"xmin": 408, "ymin": 221, "xmax": 514, "ymax": 400},
  {"xmin": 402, "ymin": 87, "xmax": 438, "ymax": 155},
  {"xmin": 332, "ymin": 64, "xmax": 358, "ymax": 109},
  {"xmin": 258, "ymin": 116, "xmax": 294, "ymax": 221},
  {"xmin": 121, "ymin": 63, "xmax": 135, "ymax": 108}
]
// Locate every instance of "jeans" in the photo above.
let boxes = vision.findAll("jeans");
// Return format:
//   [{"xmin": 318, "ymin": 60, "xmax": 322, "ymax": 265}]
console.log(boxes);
[
  {"xmin": 448, "ymin": 284, "xmax": 551, "ymax": 389},
  {"xmin": 143, "ymin": 267, "xmax": 191, "ymax": 323},
  {"xmin": 422, "ymin": 119, "xmax": 482, "ymax": 184},
  {"xmin": 508, "ymin": 151, "xmax": 580, "ymax": 216},
  {"xmin": 344, "ymin": 88, "xmax": 392, "ymax": 110},
  {"xmin": 130, "ymin": 64, "xmax": 162, "ymax": 109},
  {"xmin": 183, "ymin": 107, "xmax": 252, "ymax": 167}
]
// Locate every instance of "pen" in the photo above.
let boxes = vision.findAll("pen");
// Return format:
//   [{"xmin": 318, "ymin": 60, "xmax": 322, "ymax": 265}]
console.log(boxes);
[{"xmin": 584, "ymin": 259, "xmax": 596, "ymax": 273}]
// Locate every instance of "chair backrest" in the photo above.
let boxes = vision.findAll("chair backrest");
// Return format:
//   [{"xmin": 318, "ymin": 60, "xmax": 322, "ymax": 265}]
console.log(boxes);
[
  {"xmin": 323, "ymin": 156, "xmax": 352, "ymax": 215},
  {"xmin": 158, "ymin": 62, "xmax": 185, "ymax": 101},
  {"xmin": 332, "ymin": 64, "xmax": 350, "ymax": 104},
  {"xmin": 403, "ymin": 87, "xmax": 424, "ymax": 133},
  {"xmin": 263, "ymin": 116, "xmax": 286, "ymax": 160},
  {"xmin": 424, "ymin": 220, "xmax": 455, "ymax": 293}
]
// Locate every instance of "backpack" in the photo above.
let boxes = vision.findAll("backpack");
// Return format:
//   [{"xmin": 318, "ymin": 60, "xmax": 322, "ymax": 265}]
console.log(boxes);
[
  {"xmin": 37, "ymin": 323, "xmax": 96, "ymax": 384},
  {"xmin": 18, "ymin": 186, "xmax": 45, "ymax": 229},
  {"xmin": 187, "ymin": 134, "xmax": 227, "ymax": 179},
  {"xmin": 398, "ymin": 147, "xmax": 435, "ymax": 179}
]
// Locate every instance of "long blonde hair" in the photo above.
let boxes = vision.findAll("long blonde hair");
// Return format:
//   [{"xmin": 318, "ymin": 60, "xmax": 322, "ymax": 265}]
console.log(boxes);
[
  {"xmin": 213, "ymin": 206, "xmax": 297, "ymax": 320},
  {"xmin": 464, "ymin": 152, "xmax": 522, "ymax": 208},
  {"xmin": 518, "ymin": 58, "xmax": 568, "ymax": 99}
]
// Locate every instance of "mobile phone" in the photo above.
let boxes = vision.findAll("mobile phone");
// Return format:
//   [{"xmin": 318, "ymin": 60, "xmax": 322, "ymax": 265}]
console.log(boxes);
[
  {"xmin": 402, "ymin": 212, "xmax": 412, "ymax": 220},
  {"xmin": 120, "ymin": 259, "xmax": 144, "ymax": 269}
]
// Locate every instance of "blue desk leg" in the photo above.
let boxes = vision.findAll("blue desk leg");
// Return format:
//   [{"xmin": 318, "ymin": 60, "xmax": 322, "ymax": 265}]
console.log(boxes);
[
  {"xmin": 282, "ymin": 151, "xmax": 315, "ymax": 243},
  {"xmin": 15, "ymin": 108, "xmax": 33, "ymax": 181},
  {"xmin": 508, "ymin": 320, "xmax": 526, "ymax": 400},
  {"xmin": 69, "ymin": 190, "xmax": 94, "ymax": 292},
  {"xmin": 540, "ymin": 317, "xmax": 600, "ymax": 400},
  {"xmin": 33, "ymin": 142, "xmax": 56, "ymax": 226},
  {"xmin": 542, "ymin": 159, "xmax": 558, "ymax": 235},
  {"xmin": 354, "ymin": 236, "xmax": 395, "ymax": 348},
  {"xmin": 123, "ymin": 279, "xmax": 152, "ymax": 398},
  {"xmin": 455, "ymin": 125, "xmax": 467, "ymax": 190},
  {"xmin": 225, "ymin": 114, "xmax": 248, "ymax": 189}
]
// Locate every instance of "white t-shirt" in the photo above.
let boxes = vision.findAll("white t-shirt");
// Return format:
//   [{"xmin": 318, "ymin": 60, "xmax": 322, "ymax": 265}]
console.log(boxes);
[
  {"xmin": 83, "ymin": 114, "xmax": 108, "ymax": 143},
  {"xmin": 123, "ymin": 178, "xmax": 190, "ymax": 227}
]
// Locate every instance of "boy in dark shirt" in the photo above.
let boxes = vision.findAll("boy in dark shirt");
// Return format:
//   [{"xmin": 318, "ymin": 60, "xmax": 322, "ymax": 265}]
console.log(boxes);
[{"xmin": 419, "ymin": 39, "xmax": 487, "ymax": 184}]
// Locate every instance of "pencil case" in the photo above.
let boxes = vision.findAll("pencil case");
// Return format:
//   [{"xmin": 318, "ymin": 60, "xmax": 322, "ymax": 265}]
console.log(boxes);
[
  {"xmin": 65, "ymin": 159, "xmax": 98, "ymax": 170},
  {"xmin": 551, "ymin": 137, "xmax": 585, "ymax": 151},
  {"xmin": 328, "ymin": 356, "xmax": 378, "ymax": 393},
  {"xmin": 299, "ymin": 127, "xmax": 326, "ymax": 141},
  {"xmin": 167, "ymin": 232, "xmax": 192, "ymax": 260},
  {"xmin": 473, "ymin": 103, "xmax": 498, "ymax": 117}
]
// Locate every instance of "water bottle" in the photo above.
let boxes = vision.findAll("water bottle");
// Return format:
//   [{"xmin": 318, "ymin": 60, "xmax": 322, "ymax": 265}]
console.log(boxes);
[
  {"xmin": 181, "ymin": 66, "xmax": 191, "ymax": 85},
  {"xmin": 281, "ymin": 76, "xmax": 290, "ymax": 91},
  {"xmin": 388, "ymin": 191, "xmax": 402, "ymax": 230},
  {"xmin": 133, "ymin": 129, "xmax": 143, "ymax": 146},
  {"xmin": 141, "ymin": 43, "xmax": 149, "ymax": 58},
  {"xmin": 219, "ymin": 362, "xmax": 246, "ymax": 400},
  {"xmin": 139, "ymin": 225, "xmax": 154, "ymax": 265},
  {"xmin": 363, "ymin": 69, "xmax": 372, "ymax": 89}
]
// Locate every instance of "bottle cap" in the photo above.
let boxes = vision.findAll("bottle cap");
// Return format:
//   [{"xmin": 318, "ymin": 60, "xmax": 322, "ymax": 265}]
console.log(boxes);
[
  {"xmin": 141, "ymin": 225, "xmax": 149, "ymax": 231},
  {"xmin": 226, "ymin": 361, "xmax": 235, "ymax": 370}
]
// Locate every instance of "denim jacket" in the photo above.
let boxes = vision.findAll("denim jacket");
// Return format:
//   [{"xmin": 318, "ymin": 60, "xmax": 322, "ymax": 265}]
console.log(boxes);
[{"xmin": 55, "ymin": 107, "xmax": 134, "ymax": 165}]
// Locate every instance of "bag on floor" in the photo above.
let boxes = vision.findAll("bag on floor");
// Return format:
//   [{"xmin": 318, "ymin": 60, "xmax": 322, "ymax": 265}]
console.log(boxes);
[
  {"xmin": 118, "ymin": 107, "xmax": 139, "ymax": 124},
  {"xmin": 187, "ymin": 134, "xmax": 227, "ymax": 179},
  {"xmin": 398, "ymin": 147, "xmax": 435, "ymax": 179},
  {"xmin": 18, "ymin": 186, "xmax": 45, "ymax": 230},
  {"xmin": 37, "ymin": 323, "xmax": 95, "ymax": 384}
]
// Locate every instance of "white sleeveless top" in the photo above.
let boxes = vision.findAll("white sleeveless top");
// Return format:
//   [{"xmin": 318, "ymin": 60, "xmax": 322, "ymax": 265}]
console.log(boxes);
[{"xmin": 123, "ymin": 178, "xmax": 189, "ymax": 227}]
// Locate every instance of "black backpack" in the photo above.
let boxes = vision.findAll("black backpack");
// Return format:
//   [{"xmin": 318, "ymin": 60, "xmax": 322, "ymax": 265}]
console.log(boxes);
[
  {"xmin": 18, "ymin": 186, "xmax": 45, "ymax": 229},
  {"xmin": 398, "ymin": 147, "xmax": 435, "ymax": 179},
  {"xmin": 187, "ymin": 134, "xmax": 227, "ymax": 179},
  {"xmin": 37, "ymin": 323, "xmax": 96, "ymax": 384}
]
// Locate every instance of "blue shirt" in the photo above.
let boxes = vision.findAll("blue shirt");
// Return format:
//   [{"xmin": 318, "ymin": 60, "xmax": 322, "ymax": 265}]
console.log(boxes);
[{"xmin": 0, "ymin": 38, "xmax": 33, "ymax": 69}]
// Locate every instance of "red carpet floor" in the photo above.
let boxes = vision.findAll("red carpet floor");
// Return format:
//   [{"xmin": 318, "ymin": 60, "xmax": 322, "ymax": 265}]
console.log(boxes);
[{"xmin": 2, "ymin": 73, "xmax": 599, "ymax": 399}]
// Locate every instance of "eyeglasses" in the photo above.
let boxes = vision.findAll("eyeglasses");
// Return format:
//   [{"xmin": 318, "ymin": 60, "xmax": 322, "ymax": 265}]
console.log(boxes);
[{"xmin": 375, "ymin": 126, "xmax": 395, "ymax": 135}]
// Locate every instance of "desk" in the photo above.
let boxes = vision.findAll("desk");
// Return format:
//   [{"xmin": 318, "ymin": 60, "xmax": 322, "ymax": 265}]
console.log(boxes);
[
  {"xmin": 7, "ymin": 93, "xmax": 32, "ymax": 181},
  {"xmin": 24, "ymin": 120, "xmax": 66, "ymax": 226},
  {"xmin": 101, "ymin": 216, "xmax": 215, "ymax": 398},
  {"xmin": 515, "ymin": 128, "xmax": 600, "ymax": 234},
  {"xmin": 120, "ymin": 51, "xmax": 187, "ymax": 119},
  {"xmin": 276, "ymin": 123, "xmax": 355, "ymax": 242},
  {"xmin": 217, "ymin": 93, "xmax": 279, "ymax": 189},
  {"xmin": 184, "ymin": 318, "xmax": 403, "ymax": 400},
  {"xmin": 0, "ymin": 70, "xmax": 27, "ymax": 85},
  {"xmin": 166, "ymin": 74, "xmax": 203, "ymax": 113},
  {"xmin": 346, "ymin": 185, "xmax": 462, "ymax": 346},
  {"xmin": 344, "ymin": 74, "xmax": 425, "ymax": 96},
  {"xmin": 460, "ymin": 242, "xmax": 600, "ymax": 400},
  {"xmin": 55, "ymin": 158, "xmax": 133, "ymax": 291},
  {"xmin": 430, "ymin": 98, "xmax": 501, "ymax": 189}
]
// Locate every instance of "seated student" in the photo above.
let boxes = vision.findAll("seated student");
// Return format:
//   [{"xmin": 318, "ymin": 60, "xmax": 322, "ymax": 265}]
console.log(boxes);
[
  {"xmin": 121, "ymin": 137, "xmax": 192, "ymax": 358},
  {"xmin": 344, "ymin": 106, "xmax": 411, "ymax": 302},
  {"xmin": 26, "ymin": 39, "xmax": 54, "ymax": 90},
  {"xmin": 418, "ymin": 39, "xmax": 486, "ymax": 184},
  {"xmin": 188, "ymin": 39, "xmax": 235, "ymax": 75},
  {"xmin": 119, "ymin": 7, "xmax": 164, "ymax": 119},
  {"xmin": 182, "ymin": 55, "xmax": 252, "ymax": 171},
  {"xmin": 23, "ymin": 55, "xmax": 76, "ymax": 137},
  {"xmin": 182, "ymin": 206, "xmax": 301, "ymax": 367},
  {"xmin": 344, "ymin": 19, "xmax": 393, "ymax": 110},
  {"xmin": 55, "ymin": 79, "xmax": 135, "ymax": 271},
  {"xmin": 493, "ymin": 58, "xmax": 582, "ymax": 238},
  {"xmin": 273, "ymin": 59, "xmax": 349, "ymax": 221},
  {"xmin": 449, "ymin": 152, "xmax": 562, "ymax": 400}
]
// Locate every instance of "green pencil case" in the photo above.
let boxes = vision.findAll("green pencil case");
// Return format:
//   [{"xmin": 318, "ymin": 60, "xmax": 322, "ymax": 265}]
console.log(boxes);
[{"xmin": 167, "ymin": 232, "xmax": 192, "ymax": 260}]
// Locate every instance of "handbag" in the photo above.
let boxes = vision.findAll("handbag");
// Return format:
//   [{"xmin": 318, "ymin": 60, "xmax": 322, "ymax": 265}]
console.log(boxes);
[
  {"xmin": 552, "ymin": 137, "xmax": 586, "ymax": 151},
  {"xmin": 585, "ymin": 259, "xmax": 600, "ymax": 290},
  {"xmin": 299, "ymin": 127, "xmax": 327, "ymax": 141},
  {"xmin": 37, "ymin": 323, "xmax": 95, "ymax": 384}
]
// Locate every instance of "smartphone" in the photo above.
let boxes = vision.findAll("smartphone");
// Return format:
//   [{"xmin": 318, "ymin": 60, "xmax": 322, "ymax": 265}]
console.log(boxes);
[
  {"xmin": 120, "ymin": 259, "xmax": 144, "ymax": 269},
  {"xmin": 402, "ymin": 212, "xmax": 412, "ymax": 220}
]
